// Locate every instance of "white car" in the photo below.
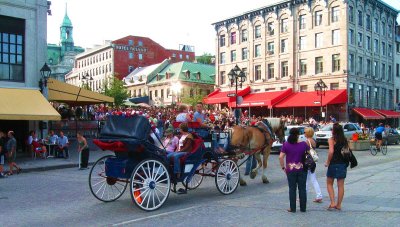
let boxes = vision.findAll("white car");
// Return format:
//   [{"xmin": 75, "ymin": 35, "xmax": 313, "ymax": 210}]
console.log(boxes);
[
  {"xmin": 272, "ymin": 125, "xmax": 316, "ymax": 152},
  {"xmin": 315, "ymin": 122, "xmax": 362, "ymax": 148}
]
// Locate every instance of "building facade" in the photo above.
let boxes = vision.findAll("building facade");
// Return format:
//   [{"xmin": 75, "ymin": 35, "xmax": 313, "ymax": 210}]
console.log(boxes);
[
  {"xmin": 213, "ymin": 0, "xmax": 398, "ymax": 121},
  {"xmin": 395, "ymin": 24, "xmax": 400, "ymax": 111},
  {"xmin": 47, "ymin": 5, "xmax": 84, "ymax": 81},
  {"xmin": 65, "ymin": 35, "xmax": 195, "ymax": 92}
]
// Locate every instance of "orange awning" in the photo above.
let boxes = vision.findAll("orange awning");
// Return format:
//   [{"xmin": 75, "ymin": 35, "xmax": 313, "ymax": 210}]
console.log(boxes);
[
  {"xmin": 204, "ymin": 86, "xmax": 250, "ymax": 104},
  {"xmin": 374, "ymin": 109, "xmax": 400, "ymax": 118},
  {"xmin": 353, "ymin": 108, "xmax": 385, "ymax": 120},
  {"xmin": 275, "ymin": 89, "xmax": 347, "ymax": 108},
  {"xmin": 229, "ymin": 88, "xmax": 292, "ymax": 108}
]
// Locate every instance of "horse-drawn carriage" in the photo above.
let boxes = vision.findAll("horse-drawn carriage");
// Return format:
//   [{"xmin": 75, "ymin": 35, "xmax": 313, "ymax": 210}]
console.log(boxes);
[{"xmin": 89, "ymin": 115, "xmax": 243, "ymax": 211}]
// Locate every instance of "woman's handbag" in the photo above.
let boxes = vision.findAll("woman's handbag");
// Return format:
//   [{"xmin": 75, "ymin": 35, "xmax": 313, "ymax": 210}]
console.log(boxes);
[
  {"xmin": 307, "ymin": 139, "xmax": 319, "ymax": 162},
  {"xmin": 303, "ymin": 151, "xmax": 316, "ymax": 173}
]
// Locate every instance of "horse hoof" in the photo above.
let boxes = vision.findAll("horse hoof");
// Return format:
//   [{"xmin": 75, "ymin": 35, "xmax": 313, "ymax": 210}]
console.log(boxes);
[
  {"xmin": 239, "ymin": 180, "xmax": 247, "ymax": 186},
  {"xmin": 262, "ymin": 178, "xmax": 270, "ymax": 184},
  {"xmin": 250, "ymin": 171, "xmax": 257, "ymax": 179}
]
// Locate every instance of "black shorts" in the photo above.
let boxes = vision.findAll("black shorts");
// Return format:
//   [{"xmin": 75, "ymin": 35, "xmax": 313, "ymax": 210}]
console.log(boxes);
[{"xmin": 375, "ymin": 132, "xmax": 383, "ymax": 140}]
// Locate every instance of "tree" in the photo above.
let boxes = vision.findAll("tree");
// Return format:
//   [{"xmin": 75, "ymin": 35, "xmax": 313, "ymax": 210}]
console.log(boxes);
[
  {"xmin": 196, "ymin": 53, "xmax": 214, "ymax": 65},
  {"xmin": 102, "ymin": 75, "xmax": 129, "ymax": 107},
  {"xmin": 181, "ymin": 87, "xmax": 206, "ymax": 107}
]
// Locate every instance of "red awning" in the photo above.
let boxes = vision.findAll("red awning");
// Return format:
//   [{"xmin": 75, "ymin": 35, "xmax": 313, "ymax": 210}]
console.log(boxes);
[
  {"xmin": 229, "ymin": 88, "xmax": 292, "ymax": 108},
  {"xmin": 275, "ymin": 89, "xmax": 347, "ymax": 108},
  {"xmin": 204, "ymin": 86, "xmax": 251, "ymax": 104},
  {"xmin": 352, "ymin": 108, "xmax": 385, "ymax": 120},
  {"xmin": 374, "ymin": 109, "xmax": 400, "ymax": 118}
]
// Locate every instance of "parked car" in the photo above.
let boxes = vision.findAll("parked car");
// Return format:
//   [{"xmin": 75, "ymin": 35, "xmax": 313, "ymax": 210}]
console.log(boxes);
[
  {"xmin": 371, "ymin": 128, "xmax": 400, "ymax": 145},
  {"xmin": 272, "ymin": 125, "xmax": 316, "ymax": 152},
  {"xmin": 315, "ymin": 122, "xmax": 362, "ymax": 148}
]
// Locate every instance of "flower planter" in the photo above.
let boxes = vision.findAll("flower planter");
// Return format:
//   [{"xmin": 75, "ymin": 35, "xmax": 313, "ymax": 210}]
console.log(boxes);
[{"xmin": 348, "ymin": 140, "xmax": 370, "ymax": 151}]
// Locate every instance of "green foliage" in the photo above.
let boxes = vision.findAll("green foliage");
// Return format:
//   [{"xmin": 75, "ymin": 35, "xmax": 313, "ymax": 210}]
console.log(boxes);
[
  {"xmin": 82, "ymin": 82, "xmax": 91, "ymax": 91},
  {"xmin": 196, "ymin": 53, "xmax": 214, "ymax": 65},
  {"xmin": 102, "ymin": 75, "xmax": 129, "ymax": 107},
  {"xmin": 181, "ymin": 87, "xmax": 205, "ymax": 107}
]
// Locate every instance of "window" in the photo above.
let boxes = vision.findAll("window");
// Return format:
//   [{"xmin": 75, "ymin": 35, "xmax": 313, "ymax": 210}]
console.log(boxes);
[
  {"xmin": 281, "ymin": 61, "xmax": 288, "ymax": 78},
  {"xmin": 231, "ymin": 50, "xmax": 236, "ymax": 62},
  {"xmin": 315, "ymin": 33, "xmax": 323, "ymax": 48},
  {"xmin": 358, "ymin": 84, "xmax": 364, "ymax": 106},
  {"xmin": 348, "ymin": 29, "xmax": 354, "ymax": 45},
  {"xmin": 254, "ymin": 65, "xmax": 262, "ymax": 81},
  {"xmin": 155, "ymin": 90, "xmax": 158, "ymax": 97},
  {"xmin": 161, "ymin": 89, "xmax": 164, "ymax": 98},
  {"xmin": 267, "ymin": 63, "xmax": 274, "ymax": 79},
  {"xmin": 315, "ymin": 11, "xmax": 323, "ymax": 26},
  {"xmin": 357, "ymin": 33, "xmax": 363, "ymax": 47},
  {"xmin": 333, "ymin": 54, "xmax": 341, "ymax": 72},
  {"xmin": 382, "ymin": 42, "xmax": 386, "ymax": 55},
  {"xmin": 254, "ymin": 44, "xmax": 261, "ymax": 57},
  {"xmin": 186, "ymin": 54, "xmax": 189, "ymax": 60},
  {"xmin": 128, "ymin": 40, "xmax": 133, "ymax": 45},
  {"xmin": 300, "ymin": 85, "xmax": 308, "ymax": 92},
  {"xmin": 374, "ymin": 18, "xmax": 379, "ymax": 33},
  {"xmin": 382, "ymin": 22, "xmax": 386, "ymax": 36},
  {"xmin": 366, "ymin": 36, "xmax": 371, "ymax": 50},
  {"xmin": 281, "ymin": 19, "xmax": 288, "ymax": 33},
  {"xmin": 374, "ymin": 61, "xmax": 379, "ymax": 77},
  {"xmin": 220, "ymin": 52, "xmax": 226, "ymax": 64},
  {"xmin": 149, "ymin": 91, "xmax": 153, "ymax": 99},
  {"xmin": 397, "ymin": 63, "xmax": 399, "ymax": 77},
  {"xmin": 315, "ymin": 56, "xmax": 323, "ymax": 74},
  {"xmin": 299, "ymin": 36, "xmax": 306, "ymax": 50},
  {"xmin": 241, "ymin": 29, "xmax": 248, "ymax": 42},
  {"xmin": 281, "ymin": 39, "xmax": 288, "ymax": 53},
  {"xmin": 267, "ymin": 22, "xmax": 274, "ymax": 35},
  {"xmin": 381, "ymin": 88, "xmax": 386, "ymax": 109},
  {"xmin": 357, "ymin": 56, "xmax": 363, "ymax": 74},
  {"xmin": 349, "ymin": 83, "xmax": 355, "ymax": 104},
  {"xmin": 242, "ymin": 48, "xmax": 248, "ymax": 60},
  {"xmin": 299, "ymin": 15, "xmax": 306, "ymax": 29},
  {"xmin": 388, "ymin": 44, "xmax": 392, "ymax": 57},
  {"xmin": 332, "ymin": 7, "xmax": 339, "ymax": 22},
  {"xmin": 332, "ymin": 30, "xmax": 340, "ymax": 45},
  {"xmin": 179, "ymin": 54, "xmax": 182, "ymax": 59},
  {"xmin": 230, "ymin": 32, "xmax": 236, "ymax": 44},
  {"xmin": 374, "ymin": 39, "xmax": 379, "ymax": 53},
  {"xmin": 388, "ymin": 65, "xmax": 392, "ymax": 82},
  {"xmin": 255, "ymin": 25, "xmax": 261, "ymax": 38},
  {"xmin": 300, "ymin": 59, "xmax": 307, "ymax": 75},
  {"xmin": 357, "ymin": 10, "xmax": 363, "ymax": 26},
  {"xmin": 190, "ymin": 89, "xmax": 194, "ymax": 98},
  {"xmin": 330, "ymin": 83, "xmax": 339, "ymax": 90},
  {"xmin": 129, "ymin": 52, "xmax": 133, "ymax": 59},
  {"xmin": 388, "ymin": 23, "xmax": 393, "ymax": 38},
  {"xmin": 220, "ymin": 71, "xmax": 225, "ymax": 84},
  {"xmin": 366, "ymin": 14, "xmax": 371, "ymax": 30},
  {"xmin": 367, "ymin": 59, "xmax": 372, "ymax": 75},
  {"xmin": 267, "ymin": 42, "xmax": 274, "ymax": 54},
  {"xmin": 389, "ymin": 89, "xmax": 393, "ymax": 109},
  {"xmin": 381, "ymin": 63, "xmax": 386, "ymax": 80},
  {"xmin": 0, "ymin": 17, "xmax": 25, "ymax": 82},
  {"xmin": 219, "ymin": 35, "xmax": 225, "ymax": 47},
  {"xmin": 396, "ymin": 89, "xmax": 399, "ymax": 104},
  {"xmin": 138, "ymin": 41, "xmax": 143, "ymax": 46},
  {"xmin": 349, "ymin": 6, "xmax": 354, "ymax": 22},
  {"xmin": 138, "ymin": 54, "xmax": 143, "ymax": 60},
  {"xmin": 366, "ymin": 86, "xmax": 371, "ymax": 107},
  {"xmin": 348, "ymin": 54, "xmax": 353, "ymax": 72}
]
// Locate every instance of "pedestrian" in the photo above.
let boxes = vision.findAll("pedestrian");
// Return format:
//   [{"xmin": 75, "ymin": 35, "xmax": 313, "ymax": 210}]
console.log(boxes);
[
  {"xmin": 279, "ymin": 128, "xmax": 309, "ymax": 212},
  {"xmin": 0, "ymin": 131, "xmax": 7, "ymax": 178},
  {"xmin": 6, "ymin": 131, "xmax": 21, "ymax": 175},
  {"xmin": 330, "ymin": 115, "xmax": 337, "ymax": 123},
  {"xmin": 57, "ymin": 131, "xmax": 69, "ymax": 158},
  {"xmin": 304, "ymin": 127, "xmax": 323, "ymax": 203},
  {"xmin": 77, "ymin": 132, "xmax": 89, "ymax": 170},
  {"xmin": 325, "ymin": 123, "xmax": 348, "ymax": 211}
]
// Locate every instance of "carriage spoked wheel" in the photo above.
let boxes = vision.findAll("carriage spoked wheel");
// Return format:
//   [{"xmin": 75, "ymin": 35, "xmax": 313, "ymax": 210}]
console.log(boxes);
[
  {"xmin": 182, "ymin": 165, "xmax": 205, "ymax": 190},
  {"xmin": 130, "ymin": 159, "xmax": 171, "ymax": 211},
  {"xmin": 215, "ymin": 159, "xmax": 239, "ymax": 195},
  {"xmin": 89, "ymin": 155, "xmax": 128, "ymax": 202}
]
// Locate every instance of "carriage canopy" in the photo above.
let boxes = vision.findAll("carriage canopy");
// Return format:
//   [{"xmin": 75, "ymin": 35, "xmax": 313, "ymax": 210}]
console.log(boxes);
[{"xmin": 100, "ymin": 115, "xmax": 151, "ymax": 140}]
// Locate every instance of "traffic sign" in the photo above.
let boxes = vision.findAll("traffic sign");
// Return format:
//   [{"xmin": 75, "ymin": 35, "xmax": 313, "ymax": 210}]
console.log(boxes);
[{"xmin": 227, "ymin": 93, "xmax": 236, "ymax": 97}]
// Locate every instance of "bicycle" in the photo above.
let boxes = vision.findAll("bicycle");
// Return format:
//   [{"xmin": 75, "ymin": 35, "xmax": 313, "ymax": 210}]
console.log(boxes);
[{"xmin": 370, "ymin": 138, "xmax": 387, "ymax": 156}]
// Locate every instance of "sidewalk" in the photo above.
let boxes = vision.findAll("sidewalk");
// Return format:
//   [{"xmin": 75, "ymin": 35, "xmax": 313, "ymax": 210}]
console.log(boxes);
[{"xmin": 3, "ymin": 139, "xmax": 113, "ymax": 173}]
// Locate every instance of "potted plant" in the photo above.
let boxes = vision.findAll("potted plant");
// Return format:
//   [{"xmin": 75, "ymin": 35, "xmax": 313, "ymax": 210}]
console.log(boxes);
[{"xmin": 348, "ymin": 132, "xmax": 370, "ymax": 151}]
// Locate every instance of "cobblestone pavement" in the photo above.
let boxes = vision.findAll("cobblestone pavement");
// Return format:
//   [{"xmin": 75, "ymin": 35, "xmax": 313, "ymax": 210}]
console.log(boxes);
[{"xmin": 0, "ymin": 145, "xmax": 399, "ymax": 227}]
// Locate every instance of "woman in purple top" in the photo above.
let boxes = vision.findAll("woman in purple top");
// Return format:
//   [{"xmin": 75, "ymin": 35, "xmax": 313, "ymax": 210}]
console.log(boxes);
[{"xmin": 279, "ymin": 128, "xmax": 309, "ymax": 212}]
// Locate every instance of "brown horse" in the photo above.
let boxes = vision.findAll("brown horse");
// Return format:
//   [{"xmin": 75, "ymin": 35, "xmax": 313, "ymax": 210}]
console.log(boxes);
[{"xmin": 230, "ymin": 118, "xmax": 285, "ymax": 185}]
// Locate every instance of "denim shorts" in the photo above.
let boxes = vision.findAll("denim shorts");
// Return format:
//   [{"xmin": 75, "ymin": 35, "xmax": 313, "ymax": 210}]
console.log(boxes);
[{"xmin": 327, "ymin": 163, "xmax": 347, "ymax": 179}]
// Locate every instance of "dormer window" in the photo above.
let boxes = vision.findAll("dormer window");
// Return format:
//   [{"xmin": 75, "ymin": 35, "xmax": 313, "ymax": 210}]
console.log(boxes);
[
  {"xmin": 185, "ymin": 70, "xmax": 190, "ymax": 79},
  {"xmin": 138, "ymin": 76, "xmax": 143, "ymax": 82},
  {"xmin": 166, "ymin": 72, "xmax": 170, "ymax": 79},
  {"xmin": 156, "ymin": 74, "xmax": 160, "ymax": 81},
  {"xmin": 196, "ymin": 72, "xmax": 201, "ymax": 80}
]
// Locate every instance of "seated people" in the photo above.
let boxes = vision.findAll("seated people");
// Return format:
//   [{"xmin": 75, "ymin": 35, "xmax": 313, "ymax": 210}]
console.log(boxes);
[
  {"xmin": 162, "ymin": 128, "xmax": 179, "ymax": 153},
  {"xmin": 28, "ymin": 130, "xmax": 47, "ymax": 158},
  {"xmin": 212, "ymin": 125, "xmax": 230, "ymax": 154},
  {"xmin": 167, "ymin": 123, "xmax": 193, "ymax": 179},
  {"xmin": 175, "ymin": 105, "xmax": 192, "ymax": 123},
  {"xmin": 57, "ymin": 131, "xmax": 69, "ymax": 158},
  {"xmin": 47, "ymin": 130, "xmax": 58, "ymax": 156},
  {"xmin": 193, "ymin": 103, "xmax": 206, "ymax": 124}
]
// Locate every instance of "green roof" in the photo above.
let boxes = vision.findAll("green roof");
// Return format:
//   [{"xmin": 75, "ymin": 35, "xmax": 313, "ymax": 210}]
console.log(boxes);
[{"xmin": 147, "ymin": 61, "xmax": 215, "ymax": 85}]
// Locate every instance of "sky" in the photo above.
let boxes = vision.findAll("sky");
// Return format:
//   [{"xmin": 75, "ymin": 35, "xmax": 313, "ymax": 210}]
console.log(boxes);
[{"xmin": 47, "ymin": 0, "xmax": 400, "ymax": 55}]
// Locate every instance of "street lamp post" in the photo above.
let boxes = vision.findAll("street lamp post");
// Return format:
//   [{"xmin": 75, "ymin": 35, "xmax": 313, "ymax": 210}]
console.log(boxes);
[
  {"xmin": 228, "ymin": 65, "xmax": 246, "ymax": 125},
  {"xmin": 39, "ymin": 63, "xmax": 51, "ymax": 139},
  {"xmin": 81, "ymin": 72, "xmax": 94, "ymax": 90},
  {"xmin": 314, "ymin": 78, "xmax": 328, "ymax": 122}
]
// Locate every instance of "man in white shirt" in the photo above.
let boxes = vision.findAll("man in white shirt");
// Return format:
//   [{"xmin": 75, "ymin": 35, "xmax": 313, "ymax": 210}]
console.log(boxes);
[{"xmin": 57, "ymin": 131, "xmax": 69, "ymax": 158}]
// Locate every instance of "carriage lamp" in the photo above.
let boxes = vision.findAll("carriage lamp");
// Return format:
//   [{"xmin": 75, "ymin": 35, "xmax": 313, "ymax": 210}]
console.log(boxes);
[
  {"xmin": 314, "ymin": 78, "xmax": 327, "ymax": 121},
  {"xmin": 228, "ymin": 64, "xmax": 247, "ymax": 125}
]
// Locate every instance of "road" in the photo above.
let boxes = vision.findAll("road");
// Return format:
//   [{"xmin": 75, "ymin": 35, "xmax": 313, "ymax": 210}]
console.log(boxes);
[{"xmin": 1, "ymin": 145, "xmax": 399, "ymax": 227}]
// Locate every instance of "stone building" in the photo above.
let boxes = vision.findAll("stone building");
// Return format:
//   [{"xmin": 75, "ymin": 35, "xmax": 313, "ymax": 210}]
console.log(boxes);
[{"xmin": 209, "ymin": 0, "xmax": 399, "ymax": 121}]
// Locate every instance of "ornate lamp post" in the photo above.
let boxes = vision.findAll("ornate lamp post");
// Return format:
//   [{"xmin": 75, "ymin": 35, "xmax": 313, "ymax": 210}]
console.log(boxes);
[
  {"xmin": 81, "ymin": 72, "xmax": 93, "ymax": 90},
  {"xmin": 39, "ymin": 62, "xmax": 51, "ymax": 97},
  {"xmin": 228, "ymin": 64, "xmax": 246, "ymax": 125},
  {"xmin": 314, "ymin": 78, "xmax": 328, "ymax": 121}
]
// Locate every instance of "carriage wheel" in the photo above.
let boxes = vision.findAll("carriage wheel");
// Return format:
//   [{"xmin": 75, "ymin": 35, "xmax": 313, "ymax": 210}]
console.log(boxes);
[
  {"xmin": 182, "ymin": 165, "xmax": 204, "ymax": 190},
  {"xmin": 215, "ymin": 160, "xmax": 239, "ymax": 195},
  {"xmin": 130, "ymin": 159, "xmax": 170, "ymax": 211},
  {"xmin": 89, "ymin": 155, "xmax": 128, "ymax": 202}
]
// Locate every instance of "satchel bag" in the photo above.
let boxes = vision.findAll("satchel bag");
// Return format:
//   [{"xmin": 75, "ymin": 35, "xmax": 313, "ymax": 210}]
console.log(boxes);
[
  {"xmin": 307, "ymin": 139, "xmax": 319, "ymax": 162},
  {"xmin": 349, "ymin": 150, "xmax": 358, "ymax": 168},
  {"xmin": 303, "ymin": 151, "xmax": 316, "ymax": 173}
]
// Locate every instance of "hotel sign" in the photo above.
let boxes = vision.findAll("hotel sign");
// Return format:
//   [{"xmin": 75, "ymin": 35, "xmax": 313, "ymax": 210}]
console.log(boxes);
[{"xmin": 112, "ymin": 44, "xmax": 147, "ymax": 52}]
